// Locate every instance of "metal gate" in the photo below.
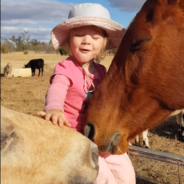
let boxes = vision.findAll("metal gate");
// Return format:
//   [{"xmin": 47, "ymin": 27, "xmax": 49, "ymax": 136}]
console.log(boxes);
[{"xmin": 128, "ymin": 146, "xmax": 184, "ymax": 184}]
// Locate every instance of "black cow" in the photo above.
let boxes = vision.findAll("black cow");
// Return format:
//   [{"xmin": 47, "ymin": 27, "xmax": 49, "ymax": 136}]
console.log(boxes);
[{"xmin": 25, "ymin": 59, "xmax": 44, "ymax": 76}]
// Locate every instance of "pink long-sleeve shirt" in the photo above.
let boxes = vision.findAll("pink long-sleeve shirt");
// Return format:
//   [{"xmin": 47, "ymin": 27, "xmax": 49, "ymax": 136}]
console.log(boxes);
[{"xmin": 45, "ymin": 57, "xmax": 106, "ymax": 132}]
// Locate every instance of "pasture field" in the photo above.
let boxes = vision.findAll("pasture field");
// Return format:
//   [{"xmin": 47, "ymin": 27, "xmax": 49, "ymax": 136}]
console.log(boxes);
[{"xmin": 1, "ymin": 52, "xmax": 184, "ymax": 184}]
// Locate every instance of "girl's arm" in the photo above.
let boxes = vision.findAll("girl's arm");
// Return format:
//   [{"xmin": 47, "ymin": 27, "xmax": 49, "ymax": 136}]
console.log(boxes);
[{"xmin": 37, "ymin": 75, "xmax": 71, "ymax": 127}]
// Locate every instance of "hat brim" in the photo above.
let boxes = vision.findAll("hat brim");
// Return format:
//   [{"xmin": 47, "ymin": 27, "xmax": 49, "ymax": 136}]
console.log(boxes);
[{"xmin": 51, "ymin": 17, "xmax": 125, "ymax": 50}]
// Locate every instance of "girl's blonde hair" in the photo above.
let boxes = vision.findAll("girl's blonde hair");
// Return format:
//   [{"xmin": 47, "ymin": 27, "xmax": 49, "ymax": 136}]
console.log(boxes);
[{"xmin": 63, "ymin": 28, "xmax": 108, "ymax": 63}]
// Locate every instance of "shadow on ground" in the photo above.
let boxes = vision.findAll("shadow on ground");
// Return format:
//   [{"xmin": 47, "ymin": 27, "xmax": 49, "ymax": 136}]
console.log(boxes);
[
  {"xmin": 136, "ymin": 176, "xmax": 162, "ymax": 184},
  {"xmin": 150, "ymin": 116, "xmax": 184, "ymax": 142}
]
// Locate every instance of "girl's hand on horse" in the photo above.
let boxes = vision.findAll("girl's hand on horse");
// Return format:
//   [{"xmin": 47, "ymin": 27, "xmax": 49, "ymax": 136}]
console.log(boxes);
[{"xmin": 37, "ymin": 109, "xmax": 71, "ymax": 127}]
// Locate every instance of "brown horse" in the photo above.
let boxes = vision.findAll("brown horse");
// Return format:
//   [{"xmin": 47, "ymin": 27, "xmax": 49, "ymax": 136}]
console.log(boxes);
[
  {"xmin": 1, "ymin": 106, "xmax": 98, "ymax": 184},
  {"xmin": 84, "ymin": 0, "xmax": 184, "ymax": 155}
]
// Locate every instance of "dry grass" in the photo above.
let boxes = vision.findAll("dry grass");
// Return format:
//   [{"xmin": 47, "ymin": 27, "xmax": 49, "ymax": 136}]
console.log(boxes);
[
  {"xmin": 1, "ymin": 51, "xmax": 113, "ymax": 74},
  {"xmin": 1, "ymin": 52, "xmax": 184, "ymax": 184}
]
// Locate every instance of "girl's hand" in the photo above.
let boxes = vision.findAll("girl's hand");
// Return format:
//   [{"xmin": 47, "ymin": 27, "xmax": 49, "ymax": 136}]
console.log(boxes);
[{"xmin": 37, "ymin": 109, "xmax": 71, "ymax": 128}]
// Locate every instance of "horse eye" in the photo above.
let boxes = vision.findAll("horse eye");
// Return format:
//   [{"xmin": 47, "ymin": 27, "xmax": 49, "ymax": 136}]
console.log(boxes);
[
  {"xmin": 130, "ymin": 40, "xmax": 146, "ymax": 52},
  {"xmin": 146, "ymin": 9, "xmax": 154, "ymax": 22},
  {"xmin": 130, "ymin": 39, "xmax": 151, "ymax": 52}
]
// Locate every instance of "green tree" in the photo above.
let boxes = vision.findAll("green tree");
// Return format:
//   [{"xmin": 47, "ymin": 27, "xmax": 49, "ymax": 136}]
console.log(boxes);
[
  {"xmin": 21, "ymin": 31, "xmax": 30, "ymax": 50},
  {"xmin": 16, "ymin": 36, "xmax": 24, "ymax": 51},
  {"xmin": 1, "ymin": 44, "xmax": 8, "ymax": 53},
  {"xmin": 59, "ymin": 46, "xmax": 67, "ymax": 55},
  {"xmin": 30, "ymin": 39, "xmax": 41, "ymax": 51},
  {"xmin": 9, "ymin": 31, "xmax": 30, "ymax": 51},
  {"xmin": 1, "ymin": 38, "xmax": 15, "ymax": 53}
]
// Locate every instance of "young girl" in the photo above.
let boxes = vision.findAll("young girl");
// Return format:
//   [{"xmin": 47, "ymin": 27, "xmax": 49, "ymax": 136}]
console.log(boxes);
[{"xmin": 38, "ymin": 3, "xmax": 136, "ymax": 184}]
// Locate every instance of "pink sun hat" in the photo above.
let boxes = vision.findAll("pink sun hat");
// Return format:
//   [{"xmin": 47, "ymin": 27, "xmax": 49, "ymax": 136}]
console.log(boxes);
[{"xmin": 51, "ymin": 3, "xmax": 125, "ymax": 51}]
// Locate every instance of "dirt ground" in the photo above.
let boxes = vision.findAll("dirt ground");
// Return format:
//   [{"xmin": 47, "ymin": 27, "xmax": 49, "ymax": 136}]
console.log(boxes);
[{"xmin": 1, "ymin": 52, "xmax": 184, "ymax": 184}]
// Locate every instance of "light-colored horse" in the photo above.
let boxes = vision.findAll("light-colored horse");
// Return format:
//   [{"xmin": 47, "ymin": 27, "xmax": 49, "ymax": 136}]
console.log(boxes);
[{"xmin": 1, "ymin": 106, "xmax": 98, "ymax": 184}]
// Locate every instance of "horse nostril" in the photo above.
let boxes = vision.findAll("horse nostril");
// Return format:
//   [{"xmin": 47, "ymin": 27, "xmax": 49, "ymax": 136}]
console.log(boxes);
[
  {"xmin": 91, "ymin": 143, "xmax": 99, "ymax": 169},
  {"xmin": 108, "ymin": 132, "xmax": 121, "ymax": 154},
  {"xmin": 84, "ymin": 123, "xmax": 95, "ymax": 140}
]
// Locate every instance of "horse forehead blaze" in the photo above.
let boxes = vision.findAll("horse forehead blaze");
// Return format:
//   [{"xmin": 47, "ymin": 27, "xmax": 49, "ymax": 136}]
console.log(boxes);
[{"xmin": 84, "ymin": 0, "xmax": 184, "ymax": 154}]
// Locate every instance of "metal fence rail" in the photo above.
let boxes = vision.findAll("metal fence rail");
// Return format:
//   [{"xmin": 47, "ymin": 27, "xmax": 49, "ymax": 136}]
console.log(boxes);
[
  {"xmin": 129, "ymin": 145, "xmax": 184, "ymax": 166},
  {"xmin": 128, "ymin": 145, "xmax": 184, "ymax": 184}
]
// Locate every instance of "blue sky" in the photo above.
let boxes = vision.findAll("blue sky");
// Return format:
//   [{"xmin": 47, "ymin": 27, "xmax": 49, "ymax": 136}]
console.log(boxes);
[{"xmin": 1, "ymin": 0, "xmax": 146, "ymax": 43}]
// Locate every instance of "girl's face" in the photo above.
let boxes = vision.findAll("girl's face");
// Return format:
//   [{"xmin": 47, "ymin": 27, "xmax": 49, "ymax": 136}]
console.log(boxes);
[{"xmin": 69, "ymin": 26, "xmax": 105, "ymax": 65}]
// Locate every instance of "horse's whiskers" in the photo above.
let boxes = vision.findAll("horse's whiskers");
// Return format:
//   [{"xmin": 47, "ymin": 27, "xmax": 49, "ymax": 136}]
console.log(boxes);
[{"xmin": 117, "ymin": 146, "xmax": 122, "ymax": 154}]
